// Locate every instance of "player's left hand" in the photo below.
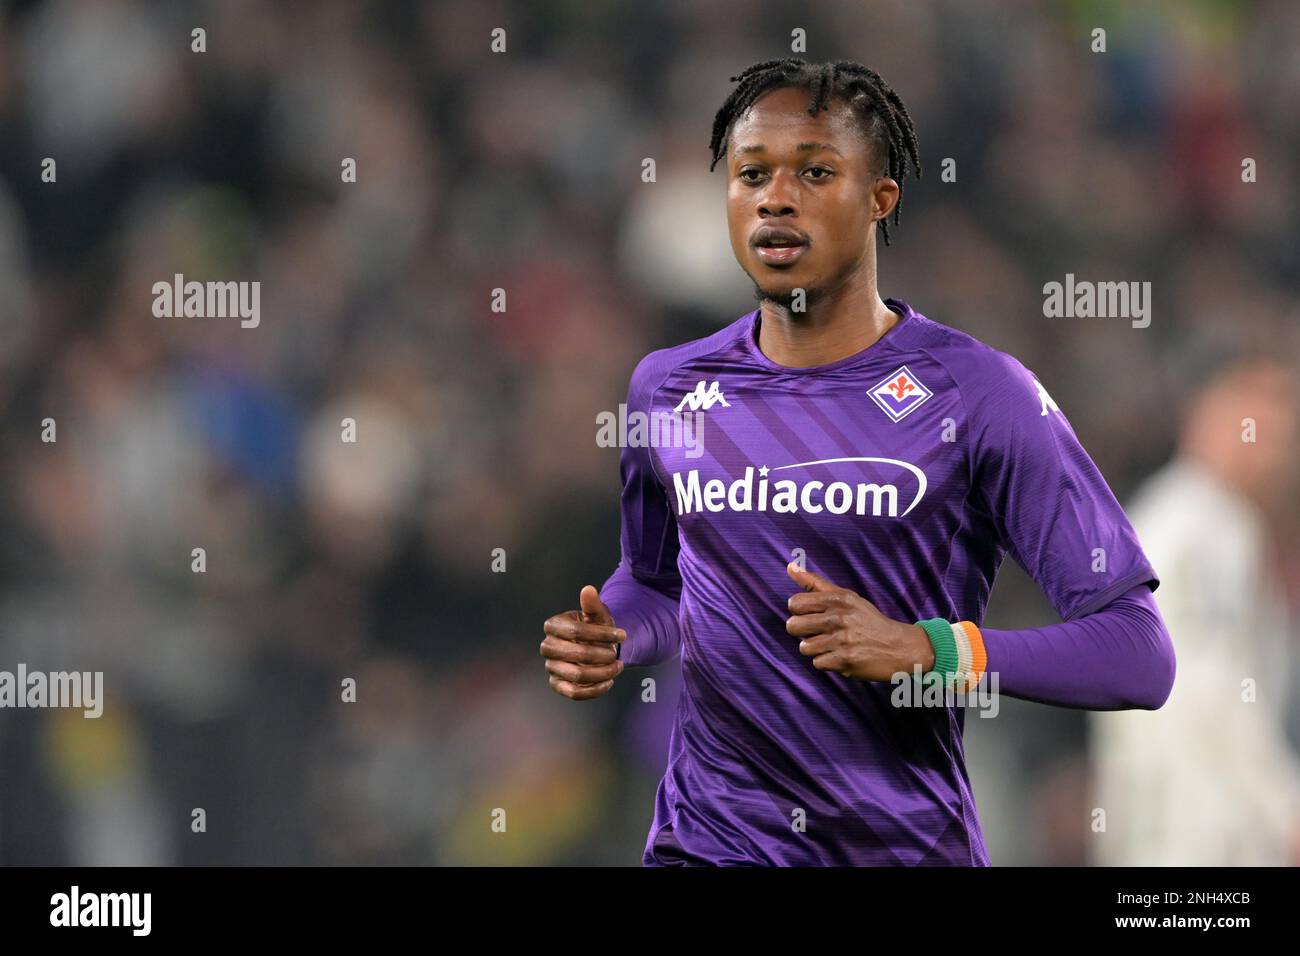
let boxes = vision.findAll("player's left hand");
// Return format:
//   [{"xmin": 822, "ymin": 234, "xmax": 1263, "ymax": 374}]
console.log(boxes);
[{"xmin": 785, "ymin": 561, "xmax": 935, "ymax": 681}]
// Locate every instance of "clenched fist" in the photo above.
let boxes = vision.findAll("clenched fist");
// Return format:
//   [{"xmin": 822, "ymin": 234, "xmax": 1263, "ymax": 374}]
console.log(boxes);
[{"xmin": 540, "ymin": 585, "xmax": 627, "ymax": 700}]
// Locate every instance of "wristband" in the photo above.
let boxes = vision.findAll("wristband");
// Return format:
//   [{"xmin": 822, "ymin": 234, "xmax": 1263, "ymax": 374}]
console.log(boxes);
[{"xmin": 914, "ymin": 618, "xmax": 986, "ymax": 691}]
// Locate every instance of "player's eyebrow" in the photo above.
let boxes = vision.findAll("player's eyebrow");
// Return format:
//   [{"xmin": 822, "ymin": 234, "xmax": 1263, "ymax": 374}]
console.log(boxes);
[
  {"xmin": 734, "ymin": 142, "xmax": 844, "ymax": 156},
  {"xmin": 795, "ymin": 141, "xmax": 842, "ymax": 155}
]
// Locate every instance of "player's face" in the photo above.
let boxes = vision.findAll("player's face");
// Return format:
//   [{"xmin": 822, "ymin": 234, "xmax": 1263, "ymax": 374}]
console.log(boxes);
[{"xmin": 725, "ymin": 85, "xmax": 892, "ymax": 305}]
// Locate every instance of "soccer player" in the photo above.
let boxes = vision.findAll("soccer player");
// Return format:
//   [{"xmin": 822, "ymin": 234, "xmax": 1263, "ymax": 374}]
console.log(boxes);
[
  {"xmin": 1090, "ymin": 354, "xmax": 1300, "ymax": 865},
  {"xmin": 540, "ymin": 58, "xmax": 1175, "ymax": 865}
]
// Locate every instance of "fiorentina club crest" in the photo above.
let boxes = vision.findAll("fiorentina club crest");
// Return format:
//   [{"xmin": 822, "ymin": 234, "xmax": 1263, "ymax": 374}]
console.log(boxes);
[{"xmin": 868, "ymin": 365, "xmax": 933, "ymax": 422}]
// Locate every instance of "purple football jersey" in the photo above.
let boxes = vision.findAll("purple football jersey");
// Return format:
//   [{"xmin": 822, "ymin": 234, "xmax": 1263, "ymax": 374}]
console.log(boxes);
[{"xmin": 601, "ymin": 298, "xmax": 1158, "ymax": 865}]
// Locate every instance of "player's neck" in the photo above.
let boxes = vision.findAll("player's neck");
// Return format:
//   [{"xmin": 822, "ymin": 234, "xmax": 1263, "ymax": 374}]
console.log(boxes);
[{"xmin": 756, "ymin": 280, "xmax": 897, "ymax": 369}]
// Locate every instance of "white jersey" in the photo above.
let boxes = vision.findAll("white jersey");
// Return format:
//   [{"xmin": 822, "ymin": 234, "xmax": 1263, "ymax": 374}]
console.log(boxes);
[{"xmin": 1089, "ymin": 459, "xmax": 1300, "ymax": 865}]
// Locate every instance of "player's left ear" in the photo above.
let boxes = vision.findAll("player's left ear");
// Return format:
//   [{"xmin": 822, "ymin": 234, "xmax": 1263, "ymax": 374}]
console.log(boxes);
[{"xmin": 871, "ymin": 176, "xmax": 900, "ymax": 223}]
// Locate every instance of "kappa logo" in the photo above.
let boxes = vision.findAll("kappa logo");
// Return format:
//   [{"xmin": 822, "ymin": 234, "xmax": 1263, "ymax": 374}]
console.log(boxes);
[
  {"xmin": 868, "ymin": 365, "xmax": 933, "ymax": 422},
  {"xmin": 1034, "ymin": 378, "xmax": 1061, "ymax": 417},
  {"xmin": 674, "ymin": 380, "xmax": 730, "ymax": 413}
]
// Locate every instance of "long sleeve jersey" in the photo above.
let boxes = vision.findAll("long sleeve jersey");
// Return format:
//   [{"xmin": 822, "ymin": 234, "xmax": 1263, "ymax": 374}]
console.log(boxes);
[{"xmin": 602, "ymin": 298, "xmax": 1172, "ymax": 865}]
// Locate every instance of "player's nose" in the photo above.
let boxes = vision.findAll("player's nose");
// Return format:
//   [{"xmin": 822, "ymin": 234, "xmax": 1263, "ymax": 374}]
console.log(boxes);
[{"xmin": 757, "ymin": 171, "xmax": 799, "ymax": 219}]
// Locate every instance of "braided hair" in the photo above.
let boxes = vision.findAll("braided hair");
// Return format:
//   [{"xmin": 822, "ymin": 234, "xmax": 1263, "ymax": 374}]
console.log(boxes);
[{"xmin": 709, "ymin": 58, "xmax": 921, "ymax": 245}]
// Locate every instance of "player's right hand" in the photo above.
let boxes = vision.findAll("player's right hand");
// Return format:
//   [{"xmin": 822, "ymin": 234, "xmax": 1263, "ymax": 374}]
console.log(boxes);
[{"xmin": 540, "ymin": 585, "xmax": 626, "ymax": 700}]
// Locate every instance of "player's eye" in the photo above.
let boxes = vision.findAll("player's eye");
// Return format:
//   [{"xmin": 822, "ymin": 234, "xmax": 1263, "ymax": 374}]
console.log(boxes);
[
  {"xmin": 804, "ymin": 166, "xmax": 833, "ymax": 180},
  {"xmin": 738, "ymin": 168, "xmax": 765, "ymax": 183}
]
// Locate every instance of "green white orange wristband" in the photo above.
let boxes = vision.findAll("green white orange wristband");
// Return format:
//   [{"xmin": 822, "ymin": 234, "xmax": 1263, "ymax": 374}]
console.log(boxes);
[{"xmin": 914, "ymin": 618, "xmax": 987, "ymax": 691}]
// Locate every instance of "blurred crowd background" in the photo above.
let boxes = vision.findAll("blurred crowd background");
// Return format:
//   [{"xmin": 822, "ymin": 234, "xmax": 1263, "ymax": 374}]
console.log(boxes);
[{"xmin": 1, "ymin": 0, "xmax": 1298, "ymax": 865}]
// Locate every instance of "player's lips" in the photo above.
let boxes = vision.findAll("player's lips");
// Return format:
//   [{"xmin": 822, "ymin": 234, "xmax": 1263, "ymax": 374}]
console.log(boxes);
[{"xmin": 751, "ymin": 225, "xmax": 809, "ymax": 266}]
